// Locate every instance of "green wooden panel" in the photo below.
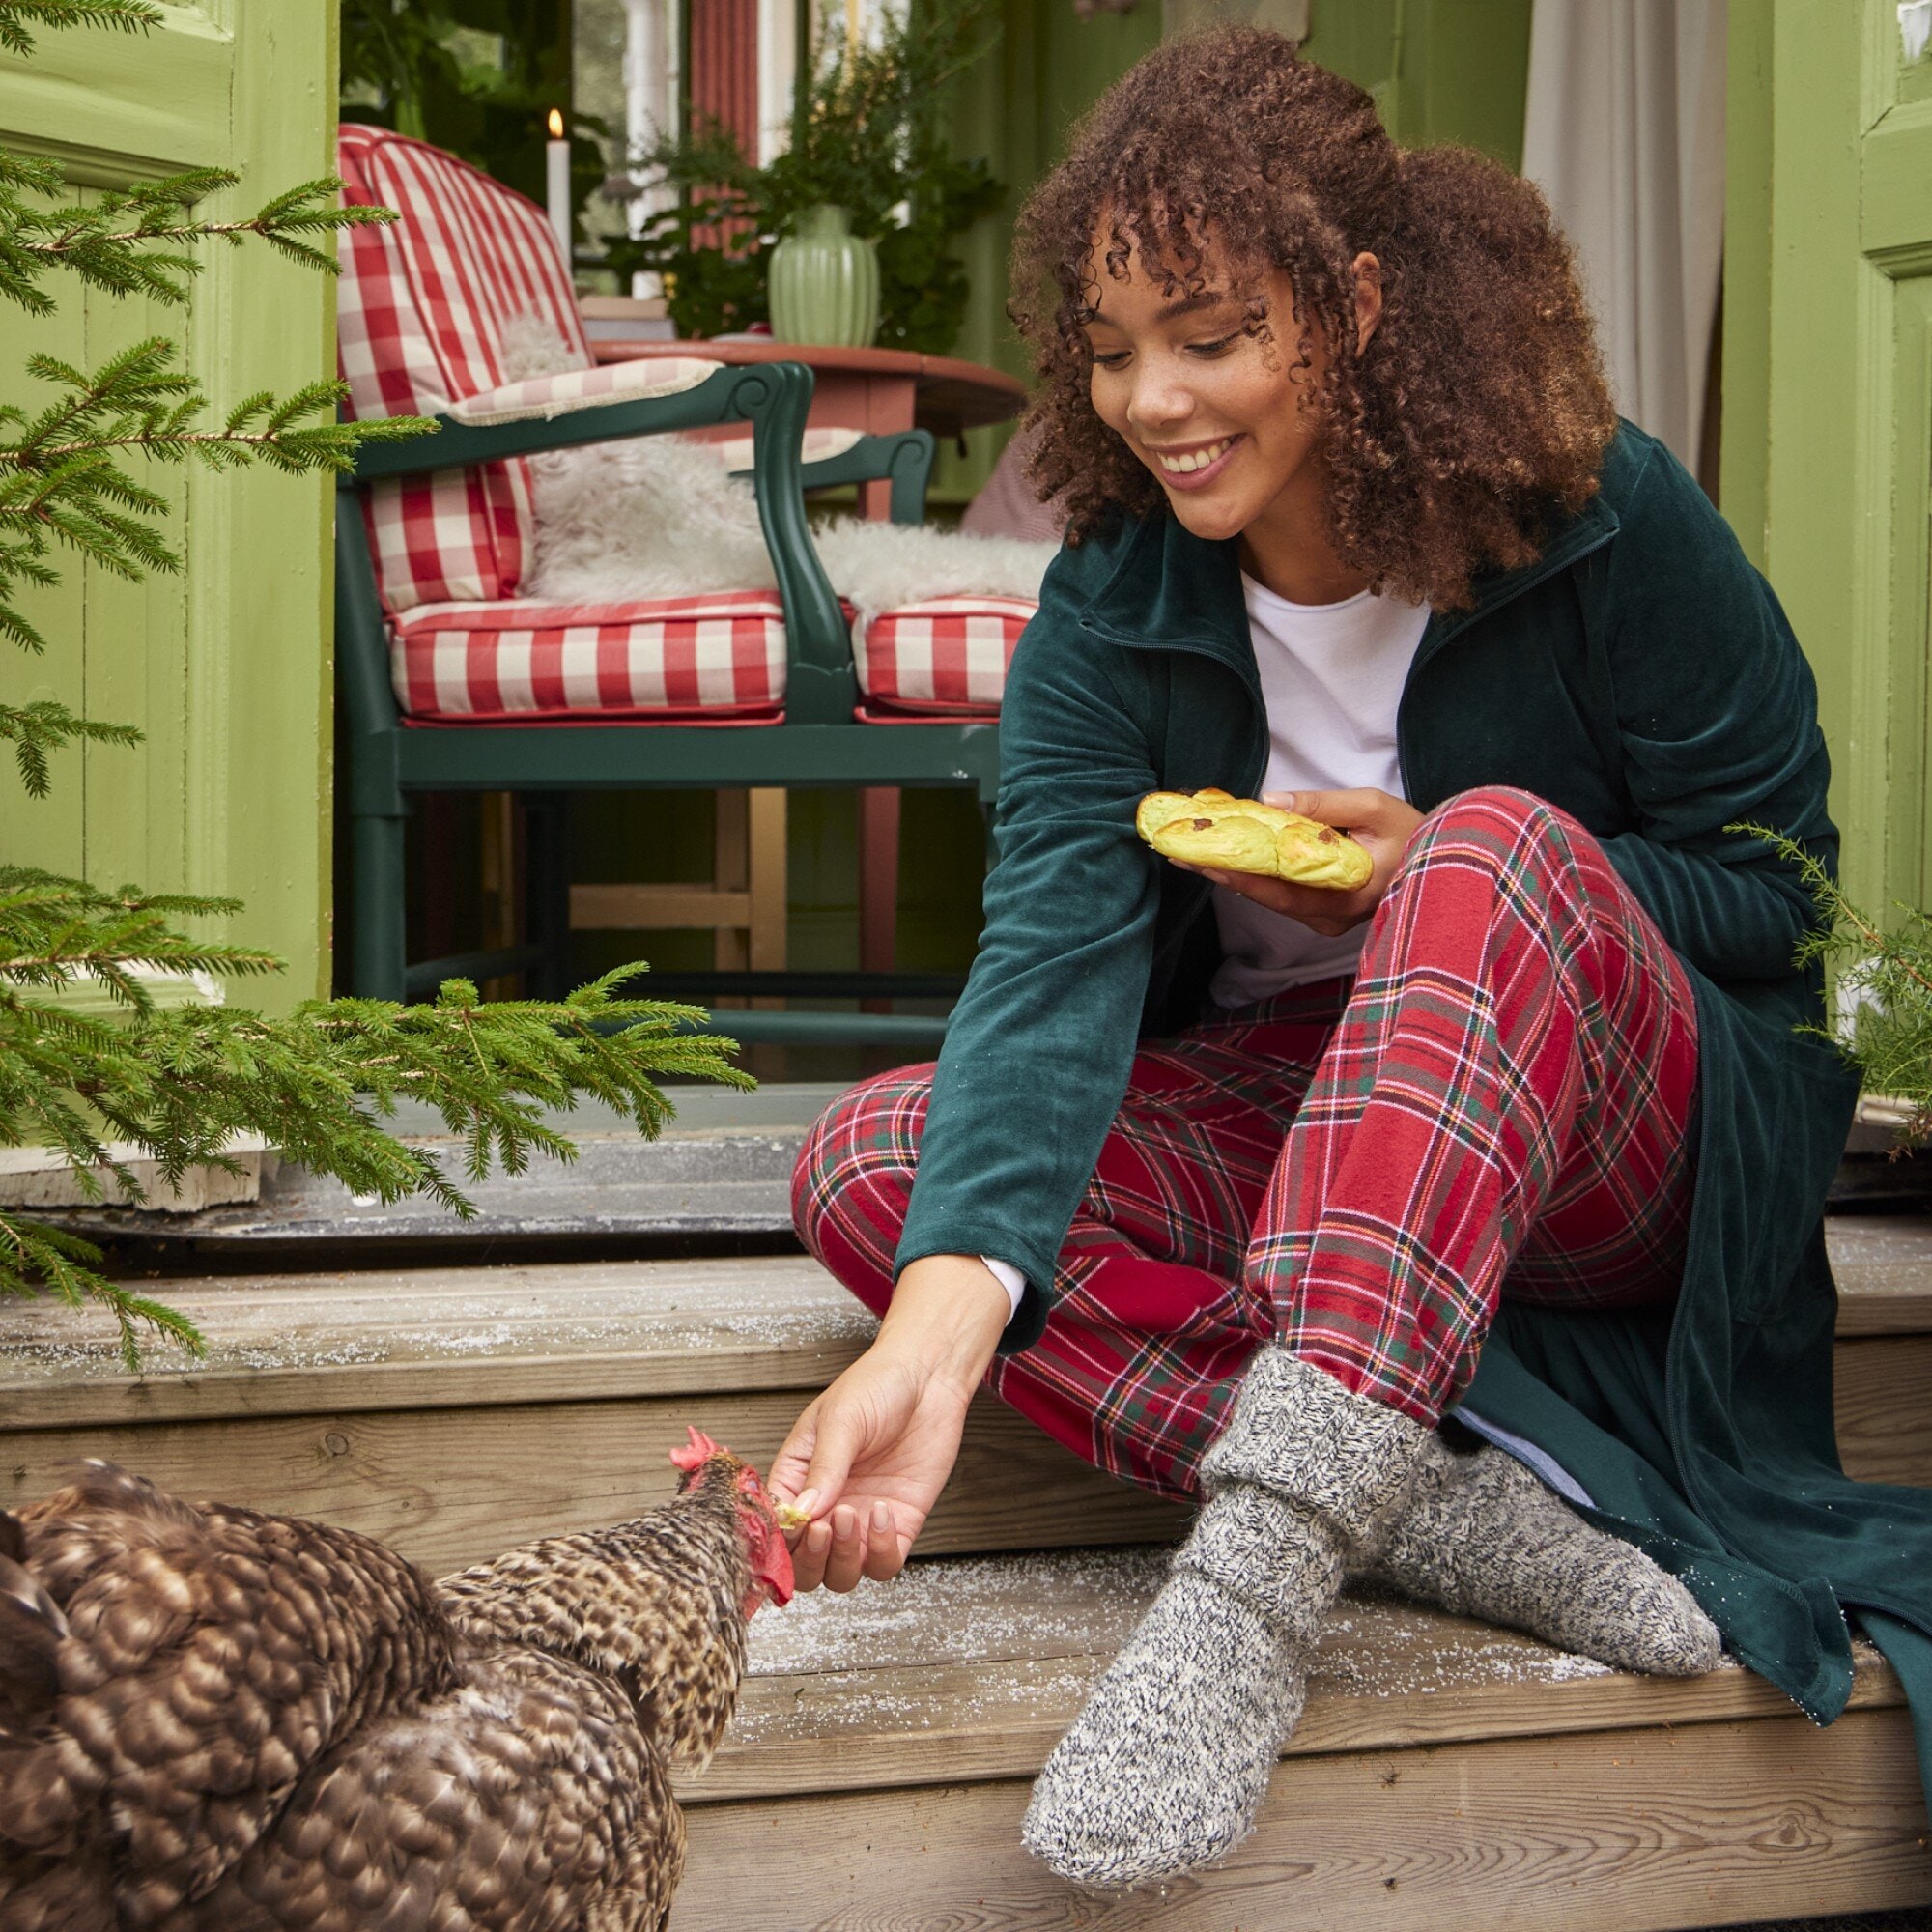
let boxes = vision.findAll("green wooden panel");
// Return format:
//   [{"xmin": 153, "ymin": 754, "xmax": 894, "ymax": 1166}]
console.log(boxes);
[
  {"xmin": 0, "ymin": 0, "xmax": 233, "ymax": 183},
  {"xmin": 1719, "ymin": 0, "xmax": 1774, "ymax": 572},
  {"xmin": 1862, "ymin": 99, "xmax": 1932, "ymax": 257},
  {"xmin": 1886, "ymin": 278, "xmax": 1932, "ymax": 912},
  {"xmin": 1738, "ymin": 0, "xmax": 1932, "ymax": 920},
  {"xmin": 0, "ymin": 3, "xmax": 337, "ymax": 1006},
  {"xmin": 933, "ymin": 0, "xmax": 1163, "ymax": 506},
  {"xmin": 1300, "ymin": 0, "xmax": 1532, "ymax": 165}
]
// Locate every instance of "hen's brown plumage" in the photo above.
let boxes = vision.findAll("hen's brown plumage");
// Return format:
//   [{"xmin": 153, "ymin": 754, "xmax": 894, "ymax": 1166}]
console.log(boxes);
[{"xmin": 0, "ymin": 1447, "xmax": 780, "ymax": 1932}]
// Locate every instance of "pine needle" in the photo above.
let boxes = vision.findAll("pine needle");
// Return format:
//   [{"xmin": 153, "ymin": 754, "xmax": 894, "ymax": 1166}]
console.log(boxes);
[
  {"xmin": 0, "ymin": 876, "xmax": 753, "ymax": 1364},
  {"xmin": 1733, "ymin": 821, "xmax": 1932, "ymax": 1143}
]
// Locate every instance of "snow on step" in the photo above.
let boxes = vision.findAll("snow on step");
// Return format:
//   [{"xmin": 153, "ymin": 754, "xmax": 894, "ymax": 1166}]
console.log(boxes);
[
  {"xmin": 0, "ymin": 1255, "xmax": 873, "ymax": 1427},
  {"xmin": 683, "ymin": 1548, "xmax": 1904, "ymax": 1806}
]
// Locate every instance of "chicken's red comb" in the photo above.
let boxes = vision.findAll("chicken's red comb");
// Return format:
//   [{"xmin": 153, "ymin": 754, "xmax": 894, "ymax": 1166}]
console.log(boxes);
[{"xmin": 668, "ymin": 1426, "xmax": 724, "ymax": 1472}]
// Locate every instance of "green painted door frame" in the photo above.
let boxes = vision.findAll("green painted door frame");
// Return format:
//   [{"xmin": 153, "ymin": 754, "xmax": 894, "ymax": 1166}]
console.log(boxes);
[
  {"xmin": 0, "ymin": 3, "xmax": 338, "ymax": 1009},
  {"xmin": 1723, "ymin": 1, "xmax": 1932, "ymax": 918}
]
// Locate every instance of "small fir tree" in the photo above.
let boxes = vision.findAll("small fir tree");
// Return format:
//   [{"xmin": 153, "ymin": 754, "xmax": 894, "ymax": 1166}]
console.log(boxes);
[
  {"xmin": 1745, "ymin": 825, "xmax": 1932, "ymax": 1144},
  {"xmin": 0, "ymin": 0, "xmax": 750, "ymax": 1367}
]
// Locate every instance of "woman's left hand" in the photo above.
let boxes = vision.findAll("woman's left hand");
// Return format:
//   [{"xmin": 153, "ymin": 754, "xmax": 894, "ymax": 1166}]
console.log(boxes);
[{"xmin": 1174, "ymin": 786, "xmax": 1426, "ymax": 936}]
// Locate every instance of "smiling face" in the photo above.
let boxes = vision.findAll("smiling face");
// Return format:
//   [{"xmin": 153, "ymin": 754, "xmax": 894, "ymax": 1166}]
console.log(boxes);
[{"xmin": 1082, "ymin": 235, "xmax": 1381, "ymax": 599}]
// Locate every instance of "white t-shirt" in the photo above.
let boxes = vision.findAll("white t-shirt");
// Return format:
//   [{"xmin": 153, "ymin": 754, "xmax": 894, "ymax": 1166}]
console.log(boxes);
[
  {"xmin": 1208, "ymin": 572, "xmax": 1430, "ymax": 1009},
  {"xmin": 981, "ymin": 574, "xmax": 1431, "ymax": 1321}
]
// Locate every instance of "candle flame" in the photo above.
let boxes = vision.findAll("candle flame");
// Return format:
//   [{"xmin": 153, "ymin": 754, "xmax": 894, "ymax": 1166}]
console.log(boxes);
[{"xmin": 547, "ymin": 108, "xmax": 564, "ymax": 138}]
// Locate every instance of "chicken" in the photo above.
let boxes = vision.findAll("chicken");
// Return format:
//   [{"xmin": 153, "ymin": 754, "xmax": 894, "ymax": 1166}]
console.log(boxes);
[{"xmin": 0, "ymin": 1430, "xmax": 793, "ymax": 1932}]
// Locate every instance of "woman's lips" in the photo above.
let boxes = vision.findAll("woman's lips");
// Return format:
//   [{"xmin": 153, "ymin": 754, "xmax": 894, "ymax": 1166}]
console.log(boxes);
[{"xmin": 1149, "ymin": 434, "xmax": 1242, "ymax": 492}]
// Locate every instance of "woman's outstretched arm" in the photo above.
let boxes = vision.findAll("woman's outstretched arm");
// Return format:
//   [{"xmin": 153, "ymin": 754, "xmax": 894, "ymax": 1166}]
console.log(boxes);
[{"xmin": 769, "ymin": 1255, "xmax": 1010, "ymax": 1590}]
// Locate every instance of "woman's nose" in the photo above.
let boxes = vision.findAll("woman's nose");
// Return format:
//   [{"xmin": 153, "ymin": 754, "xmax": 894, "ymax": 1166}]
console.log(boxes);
[{"xmin": 1126, "ymin": 362, "xmax": 1192, "ymax": 435}]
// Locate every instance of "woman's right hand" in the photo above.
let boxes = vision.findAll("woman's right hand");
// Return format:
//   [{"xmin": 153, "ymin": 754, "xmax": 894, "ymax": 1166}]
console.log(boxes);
[{"xmin": 769, "ymin": 1254, "xmax": 1011, "ymax": 1592}]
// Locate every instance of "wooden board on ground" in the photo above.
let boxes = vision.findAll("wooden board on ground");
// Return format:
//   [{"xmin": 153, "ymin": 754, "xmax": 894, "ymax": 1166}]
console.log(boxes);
[
  {"xmin": 0, "ymin": 1245, "xmax": 1923, "ymax": 1566},
  {"xmin": 3, "ymin": 1230, "xmax": 1925, "ymax": 1433},
  {"xmin": 0, "ymin": 1256, "xmax": 874, "ymax": 1430},
  {"xmin": 0, "ymin": 1387, "xmax": 1188, "ymax": 1575},
  {"xmin": 675, "ymin": 1549, "xmax": 1905, "ymax": 1804},
  {"xmin": 1834, "ymin": 1334, "xmax": 1932, "ymax": 1486},
  {"xmin": 676, "ymin": 1708, "xmax": 1930, "ymax": 1932},
  {"xmin": 1826, "ymin": 1213, "xmax": 1932, "ymax": 1332}
]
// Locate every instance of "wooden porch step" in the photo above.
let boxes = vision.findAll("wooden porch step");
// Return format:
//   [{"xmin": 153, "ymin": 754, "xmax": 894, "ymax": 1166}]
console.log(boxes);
[
  {"xmin": 2, "ymin": 1214, "xmax": 1926, "ymax": 1575},
  {"xmin": 667, "ymin": 1548, "xmax": 1930, "ymax": 1932},
  {"xmin": 0, "ymin": 1256, "xmax": 1186, "ymax": 1570}
]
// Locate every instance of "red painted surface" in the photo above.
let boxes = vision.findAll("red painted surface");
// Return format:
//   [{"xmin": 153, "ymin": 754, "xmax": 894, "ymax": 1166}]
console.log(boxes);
[
  {"xmin": 690, "ymin": 0, "xmax": 762, "ymax": 153},
  {"xmin": 689, "ymin": 0, "xmax": 761, "ymax": 255}
]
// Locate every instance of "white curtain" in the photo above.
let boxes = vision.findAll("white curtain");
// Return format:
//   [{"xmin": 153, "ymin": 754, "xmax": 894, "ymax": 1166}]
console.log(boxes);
[{"xmin": 1521, "ymin": 0, "xmax": 1727, "ymax": 476}]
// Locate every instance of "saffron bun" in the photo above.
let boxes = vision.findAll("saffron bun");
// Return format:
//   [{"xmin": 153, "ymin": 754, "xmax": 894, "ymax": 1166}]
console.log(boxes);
[{"xmin": 1135, "ymin": 787, "xmax": 1374, "ymax": 891}]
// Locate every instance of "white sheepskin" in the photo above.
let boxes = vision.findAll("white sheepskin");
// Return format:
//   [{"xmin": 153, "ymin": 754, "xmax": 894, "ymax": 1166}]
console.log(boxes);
[{"xmin": 494, "ymin": 311, "xmax": 1057, "ymax": 635}]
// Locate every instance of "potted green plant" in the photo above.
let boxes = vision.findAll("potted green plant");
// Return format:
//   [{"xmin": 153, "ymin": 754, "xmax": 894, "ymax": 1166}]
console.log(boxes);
[{"xmin": 611, "ymin": 0, "xmax": 1005, "ymax": 353}]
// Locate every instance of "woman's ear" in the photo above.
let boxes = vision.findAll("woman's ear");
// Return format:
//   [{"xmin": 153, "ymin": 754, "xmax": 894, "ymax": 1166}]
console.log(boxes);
[{"xmin": 1351, "ymin": 251, "xmax": 1384, "ymax": 355}]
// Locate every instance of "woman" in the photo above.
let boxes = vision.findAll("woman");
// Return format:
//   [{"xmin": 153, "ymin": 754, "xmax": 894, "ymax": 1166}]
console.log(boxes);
[{"xmin": 772, "ymin": 30, "xmax": 1929, "ymax": 1890}]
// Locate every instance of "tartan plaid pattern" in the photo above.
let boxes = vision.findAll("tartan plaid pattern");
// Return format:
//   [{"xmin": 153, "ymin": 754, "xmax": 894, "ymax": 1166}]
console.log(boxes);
[
  {"xmin": 856, "ymin": 596, "xmax": 1035, "ymax": 716},
  {"xmin": 389, "ymin": 591, "xmax": 787, "ymax": 719},
  {"xmin": 793, "ymin": 787, "xmax": 1699, "ymax": 1500},
  {"xmin": 337, "ymin": 124, "xmax": 591, "ymax": 611}
]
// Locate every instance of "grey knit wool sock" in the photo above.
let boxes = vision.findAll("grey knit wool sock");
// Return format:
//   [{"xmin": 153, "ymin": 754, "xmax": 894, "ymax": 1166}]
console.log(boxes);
[
  {"xmin": 1022, "ymin": 1350, "xmax": 1427, "ymax": 1890},
  {"xmin": 1360, "ymin": 1432, "xmax": 1722, "ymax": 1676}
]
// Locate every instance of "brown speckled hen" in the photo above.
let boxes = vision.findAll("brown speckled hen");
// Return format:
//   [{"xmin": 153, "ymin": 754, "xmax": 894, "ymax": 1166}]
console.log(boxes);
[{"xmin": 0, "ymin": 1429, "xmax": 793, "ymax": 1931}]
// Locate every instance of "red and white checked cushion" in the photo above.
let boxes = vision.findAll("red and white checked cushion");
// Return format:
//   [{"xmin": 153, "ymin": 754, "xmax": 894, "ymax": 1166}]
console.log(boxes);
[
  {"xmin": 447, "ymin": 357, "xmax": 721, "ymax": 425},
  {"xmin": 391, "ymin": 593, "xmax": 786, "ymax": 721},
  {"xmin": 337, "ymin": 124, "xmax": 592, "ymax": 611},
  {"xmin": 856, "ymin": 596, "xmax": 1036, "ymax": 714}
]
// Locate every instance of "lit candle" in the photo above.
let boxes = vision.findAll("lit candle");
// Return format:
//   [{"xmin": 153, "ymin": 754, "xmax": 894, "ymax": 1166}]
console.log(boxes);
[{"xmin": 545, "ymin": 108, "xmax": 572, "ymax": 266}]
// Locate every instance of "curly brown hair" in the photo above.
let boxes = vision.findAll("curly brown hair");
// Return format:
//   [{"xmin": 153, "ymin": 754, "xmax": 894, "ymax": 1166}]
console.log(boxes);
[{"xmin": 1009, "ymin": 29, "xmax": 1616, "ymax": 610}]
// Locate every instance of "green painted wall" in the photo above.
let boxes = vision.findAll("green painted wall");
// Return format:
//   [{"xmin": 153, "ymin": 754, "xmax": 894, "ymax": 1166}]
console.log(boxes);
[
  {"xmin": 1719, "ymin": 0, "xmax": 1932, "ymax": 920},
  {"xmin": 932, "ymin": 0, "xmax": 1164, "ymax": 506},
  {"xmin": 1300, "ymin": 0, "xmax": 1532, "ymax": 162},
  {"xmin": 0, "ymin": 3, "xmax": 339, "ymax": 1009}
]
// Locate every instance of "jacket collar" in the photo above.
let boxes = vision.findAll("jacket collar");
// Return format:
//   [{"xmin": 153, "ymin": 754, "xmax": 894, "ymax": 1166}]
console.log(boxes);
[{"xmin": 1074, "ymin": 488, "xmax": 1623, "ymax": 678}]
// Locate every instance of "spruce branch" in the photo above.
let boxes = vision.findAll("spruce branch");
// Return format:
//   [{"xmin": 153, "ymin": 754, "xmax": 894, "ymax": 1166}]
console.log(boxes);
[
  {"xmin": 0, "ymin": 0, "xmax": 160, "ymax": 58},
  {"xmin": 0, "ymin": 340, "xmax": 433, "ymax": 787},
  {"xmin": 1733, "ymin": 821, "xmax": 1932, "ymax": 1142},
  {"xmin": 0, "ymin": 1209, "xmax": 200, "ymax": 1373},
  {"xmin": 0, "ymin": 171, "xmax": 397, "ymax": 315},
  {"xmin": 0, "ymin": 873, "xmax": 752, "ymax": 1364},
  {"xmin": 0, "ymin": 700, "xmax": 140, "ymax": 797}
]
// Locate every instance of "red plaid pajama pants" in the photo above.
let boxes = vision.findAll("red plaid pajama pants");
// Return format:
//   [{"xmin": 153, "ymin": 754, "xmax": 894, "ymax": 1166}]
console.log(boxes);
[{"xmin": 792, "ymin": 787, "xmax": 1701, "ymax": 1501}]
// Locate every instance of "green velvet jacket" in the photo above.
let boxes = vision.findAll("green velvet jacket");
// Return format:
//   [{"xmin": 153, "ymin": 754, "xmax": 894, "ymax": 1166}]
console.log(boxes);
[{"xmin": 898, "ymin": 421, "xmax": 1932, "ymax": 1778}]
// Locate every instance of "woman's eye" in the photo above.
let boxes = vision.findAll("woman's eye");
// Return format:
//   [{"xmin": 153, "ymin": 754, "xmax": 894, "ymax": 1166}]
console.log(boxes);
[
  {"xmin": 1185, "ymin": 334, "xmax": 1239, "ymax": 358},
  {"xmin": 1091, "ymin": 348, "xmax": 1131, "ymax": 370}
]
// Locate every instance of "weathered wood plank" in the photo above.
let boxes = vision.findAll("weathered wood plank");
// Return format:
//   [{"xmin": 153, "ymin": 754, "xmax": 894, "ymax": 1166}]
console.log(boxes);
[
  {"xmin": 0, "ymin": 1391, "xmax": 1187, "ymax": 1576},
  {"xmin": 1835, "ymin": 1334, "xmax": 1932, "ymax": 1486},
  {"xmin": 677, "ymin": 1559, "xmax": 1903, "ymax": 1804},
  {"xmin": 1829, "ymin": 1213, "xmax": 1932, "ymax": 1334},
  {"xmin": 674, "ymin": 1708, "xmax": 1932, "ymax": 1932},
  {"xmin": 0, "ymin": 1257, "xmax": 872, "ymax": 1430},
  {"xmin": 5, "ymin": 1234, "xmax": 1925, "ymax": 1431}
]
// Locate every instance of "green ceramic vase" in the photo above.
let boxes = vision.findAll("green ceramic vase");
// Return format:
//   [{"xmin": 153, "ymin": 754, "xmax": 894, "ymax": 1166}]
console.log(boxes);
[{"xmin": 767, "ymin": 205, "xmax": 880, "ymax": 348}]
